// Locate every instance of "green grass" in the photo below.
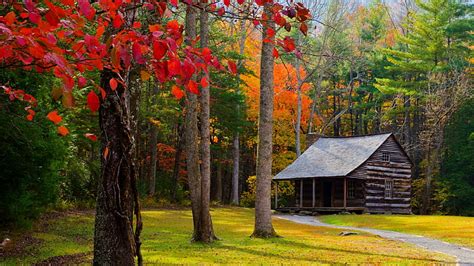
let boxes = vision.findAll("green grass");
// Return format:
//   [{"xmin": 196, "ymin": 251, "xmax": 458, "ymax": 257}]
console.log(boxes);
[
  {"xmin": 320, "ymin": 214, "xmax": 474, "ymax": 249},
  {"xmin": 2, "ymin": 208, "xmax": 454, "ymax": 264}
]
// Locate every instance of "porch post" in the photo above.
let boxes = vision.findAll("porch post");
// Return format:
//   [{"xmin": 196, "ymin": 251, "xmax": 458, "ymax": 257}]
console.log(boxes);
[
  {"xmin": 343, "ymin": 177, "xmax": 347, "ymax": 209},
  {"xmin": 300, "ymin": 179, "xmax": 303, "ymax": 208},
  {"xmin": 312, "ymin": 178, "xmax": 315, "ymax": 208},
  {"xmin": 274, "ymin": 181, "xmax": 278, "ymax": 209}
]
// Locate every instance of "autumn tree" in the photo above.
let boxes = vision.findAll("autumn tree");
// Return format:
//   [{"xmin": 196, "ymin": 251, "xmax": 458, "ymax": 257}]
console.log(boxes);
[
  {"xmin": 252, "ymin": 2, "xmax": 277, "ymax": 238},
  {"xmin": 1, "ymin": 0, "xmax": 224, "ymax": 261}
]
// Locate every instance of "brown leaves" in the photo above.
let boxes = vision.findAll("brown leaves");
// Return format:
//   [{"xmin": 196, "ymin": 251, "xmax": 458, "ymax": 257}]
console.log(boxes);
[{"xmin": 300, "ymin": 23, "xmax": 308, "ymax": 36}]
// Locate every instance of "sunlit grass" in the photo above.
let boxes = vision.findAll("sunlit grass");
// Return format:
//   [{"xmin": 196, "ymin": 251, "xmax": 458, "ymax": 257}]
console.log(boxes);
[
  {"xmin": 320, "ymin": 214, "xmax": 474, "ymax": 249},
  {"xmin": 2, "ymin": 208, "xmax": 454, "ymax": 264}
]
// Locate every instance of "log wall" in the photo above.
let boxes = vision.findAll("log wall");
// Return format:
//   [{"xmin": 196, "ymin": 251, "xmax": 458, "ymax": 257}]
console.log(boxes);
[{"xmin": 348, "ymin": 135, "xmax": 412, "ymax": 214}]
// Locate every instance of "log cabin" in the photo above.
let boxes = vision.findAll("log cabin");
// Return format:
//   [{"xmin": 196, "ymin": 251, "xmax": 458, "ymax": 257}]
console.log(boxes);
[{"xmin": 273, "ymin": 133, "xmax": 413, "ymax": 214}]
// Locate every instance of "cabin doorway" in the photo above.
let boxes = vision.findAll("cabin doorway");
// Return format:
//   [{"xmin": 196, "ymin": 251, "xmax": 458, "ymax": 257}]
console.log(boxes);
[{"xmin": 323, "ymin": 181, "xmax": 332, "ymax": 207}]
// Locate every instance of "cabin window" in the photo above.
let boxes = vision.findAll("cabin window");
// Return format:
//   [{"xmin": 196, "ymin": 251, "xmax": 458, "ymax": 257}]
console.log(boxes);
[
  {"xmin": 348, "ymin": 180, "xmax": 356, "ymax": 199},
  {"xmin": 382, "ymin": 152, "xmax": 391, "ymax": 162},
  {"xmin": 384, "ymin": 179, "xmax": 394, "ymax": 198}
]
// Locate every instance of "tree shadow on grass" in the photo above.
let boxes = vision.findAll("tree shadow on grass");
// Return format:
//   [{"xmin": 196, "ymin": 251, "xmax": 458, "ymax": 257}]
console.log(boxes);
[{"xmin": 209, "ymin": 237, "xmax": 453, "ymax": 264}]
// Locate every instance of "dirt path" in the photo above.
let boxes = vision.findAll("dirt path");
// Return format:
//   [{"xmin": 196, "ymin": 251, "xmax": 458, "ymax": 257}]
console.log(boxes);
[{"xmin": 275, "ymin": 214, "xmax": 474, "ymax": 265}]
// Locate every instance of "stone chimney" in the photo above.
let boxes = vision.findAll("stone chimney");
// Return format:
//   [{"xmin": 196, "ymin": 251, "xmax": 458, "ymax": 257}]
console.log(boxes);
[{"xmin": 306, "ymin": 133, "xmax": 322, "ymax": 149}]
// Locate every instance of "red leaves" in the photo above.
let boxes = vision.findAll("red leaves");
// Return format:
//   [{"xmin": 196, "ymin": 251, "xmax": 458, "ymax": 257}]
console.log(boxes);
[
  {"xmin": 26, "ymin": 109, "xmax": 35, "ymax": 121},
  {"xmin": 78, "ymin": 77, "xmax": 87, "ymax": 88},
  {"xmin": 273, "ymin": 48, "xmax": 279, "ymax": 58},
  {"xmin": 152, "ymin": 40, "xmax": 168, "ymax": 60},
  {"xmin": 237, "ymin": 0, "xmax": 245, "ymax": 4},
  {"xmin": 87, "ymin": 90, "xmax": 100, "ymax": 113},
  {"xmin": 170, "ymin": 0, "xmax": 178, "ymax": 7},
  {"xmin": 113, "ymin": 14, "xmax": 123, "ymax": 29},
  {"xmin": 46, "ymin": 110, "xmax": 69, "ymax": 136},
  {"xmin": 300, "ymin": 23, "xmax": 308, "ymax": 36},
  {"xmin": 133, "ymin": 42, "xmax": 144, "ymax": 64},
  {"xmin": 168, "ymin": 59, "xmax": 181, "ymax": 77},
  {"xmin": 278, "ymin": 36, "xmax": 296, "ymax": 52},
  {"xmin": 218, "ymin": 7, "xmax": 225, "ymax": 16},
  {"xmin": 47, "ymin": 110, "xmax": 62, "ymax": 124},
  {"xmin": 45, "ymin": 10, "xmax": 60, "ymax": 27},
  {"xmin": 186, "ymin": 80, "xmax": 199, "ymax": 94},
  {"xmin": 228, "ymin": 60, "xmax": 237, "ymax": 75},
  {"xmin": 149, "ymin": 24, "xmax": 161, "ymax": 32},
  {"xmin": 200, "ymin": 76, "xmax": 209, "ymax": 88},
  {"xmin": 224, "ymin": 0, "xmax": 230, "ymax": 7},
  {"xmin": 266, "ymin": 28, "xmax": 275, "ymax": 39},
  {"xmin": 84, "ymin": 133, "xmax": 97, "ymax": 141},
  {"xmin": 57, "ymin": 126, "xmax": 69, "ymax": 136},
  {"xmin": 166, "ymin": 20, "xmax": 180, "ymax": 32},
  {"xmin": 78, "ymin": 0, "xmax": 95, "ymax": 20},
  {"xmin": 4, "ymin": 12, "xmax": 16, "ymax": 25},
  {"xmin": 109, "ymin": 78, "xmax": 118, "ymax": 91},
  {"xmin": 202, "ymin": 47, "xmax": 213, "ymax": 63},
  {"xmin": 171, "ymin": 85, "xmax": 184, "ymax": 100},
  {"xmin": 295, "ymin": 3, "xmax": 312, "ymax": 22}
]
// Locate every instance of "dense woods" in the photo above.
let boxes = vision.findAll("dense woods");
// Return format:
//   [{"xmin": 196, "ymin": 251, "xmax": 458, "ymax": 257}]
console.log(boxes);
[{"xmin": 0, "ymin": 0, "xmax": 473, "ymax": 263}]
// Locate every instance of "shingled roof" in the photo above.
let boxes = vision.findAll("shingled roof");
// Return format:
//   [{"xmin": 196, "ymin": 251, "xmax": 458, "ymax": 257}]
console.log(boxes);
[{"xmin": 273, "ymin": 133, "xmax": 393, "ymax": 180}]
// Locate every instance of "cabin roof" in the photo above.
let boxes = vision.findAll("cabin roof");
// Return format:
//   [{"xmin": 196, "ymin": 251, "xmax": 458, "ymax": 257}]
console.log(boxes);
[{"xmin": 273, "ymin": 133, "xmax": 393, "ymax": 180}]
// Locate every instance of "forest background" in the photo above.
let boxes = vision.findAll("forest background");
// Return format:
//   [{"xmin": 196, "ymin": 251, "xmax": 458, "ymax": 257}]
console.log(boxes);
[{"xmin": 1, "ymin": 0, "xmax": 473, "ymax": 230}]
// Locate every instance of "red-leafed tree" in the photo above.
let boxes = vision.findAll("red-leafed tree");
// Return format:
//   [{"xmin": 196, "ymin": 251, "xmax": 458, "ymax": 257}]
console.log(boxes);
[
  {"xmin": 0, "ymin": 0, "xmax": 310, "ymax": 262},
  {"xmin": 0, "ymin": 0, "xmax": 223, "ymax": 263}
]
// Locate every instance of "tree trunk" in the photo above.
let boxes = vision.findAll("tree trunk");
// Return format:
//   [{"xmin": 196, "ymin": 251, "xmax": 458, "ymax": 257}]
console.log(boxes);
[
  {"xmin": 295, "ymin": 33, "xmax": 302, "ymax": 158},
  {"xmin": 231, "ymin": 17, "xmax": 247, "ymax": 205},
  {"xmin": 231, "ymin": 134, "xmax": 239, "ymax": 204},
  {"xmin": 172, "ymin": 123, "xmax": 183, "ymax": 201},
  {"xmin": 184, "ymin": 1, "xmax": 202, "ymax": 241},
  {"xmin": 198, "ymin": 3, "xmax": 216, "ymax": 242},
  {"xmin": 148, "ymin": 84, "xmax": 159, "ymax": 196},
  {"xmin": 184, "ymin": 1, "xmax": 215, "ymax": 243},
  {"xmin": 252, "ymin": 3, "xmax": 277, "ymax": 238},
  {"xmin": 215, "ymin": 160, "xmax": 223, "ymax": 202},
  {"xmin": 94, "ymin": 68, "xmax": 142, "ymax": 265},
  {"xmin": 332, "ymin": 90, "xmax": 339, "ymax": 136}
]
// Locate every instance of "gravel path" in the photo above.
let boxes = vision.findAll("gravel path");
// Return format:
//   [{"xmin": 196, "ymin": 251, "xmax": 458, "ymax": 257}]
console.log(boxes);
[{"xmin": 275, "ymin": 214, "xmax": 474, "ymax": 265}]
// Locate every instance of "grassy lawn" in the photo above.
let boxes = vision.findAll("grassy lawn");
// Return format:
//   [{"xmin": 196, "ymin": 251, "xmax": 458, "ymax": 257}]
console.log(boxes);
[
  {"xmin": 320, "ymin": 214, "xmax": 474, "ymax": 249},
  {"xmin": 2, "ymin": 207, "xmax": 454, "ymax": 264}
]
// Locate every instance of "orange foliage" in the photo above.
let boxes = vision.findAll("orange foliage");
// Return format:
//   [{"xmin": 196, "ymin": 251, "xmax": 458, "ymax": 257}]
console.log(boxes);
[{"xmin": 241, "ymin": 33, "xmax": 314, "ymax": 150}]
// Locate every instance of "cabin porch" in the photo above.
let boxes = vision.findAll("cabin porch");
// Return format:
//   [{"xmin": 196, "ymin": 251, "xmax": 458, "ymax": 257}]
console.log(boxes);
[{"xmin": 273, "ymin": 177, "xmax": 366, "ymax": 214}]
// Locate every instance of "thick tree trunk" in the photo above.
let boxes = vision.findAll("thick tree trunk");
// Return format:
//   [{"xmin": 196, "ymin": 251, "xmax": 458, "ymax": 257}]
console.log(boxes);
[
  {"xmin": 184, "ymin": 1, "xmax": 202, "ymax": 241},
  {"xmin": 94, "ymin": 69, "xmax": 142, "ymax": 265},
  {"xmin": 198, "ymin": 3, "xmax": 216, "ymax": 242},
  {"xmin": 252, "ymin": 3, "xmax": 277, "ymax": 238},
  {"xmin": 184, "ymin": 1, "xmax": 215, "ymax": 243}
]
